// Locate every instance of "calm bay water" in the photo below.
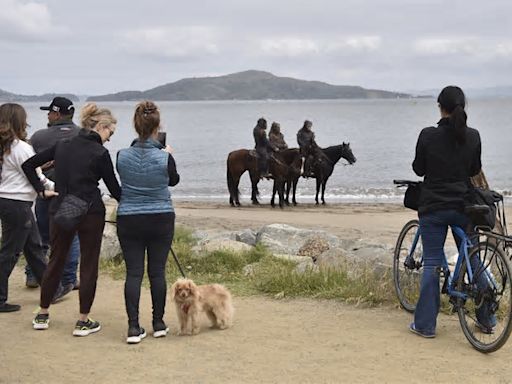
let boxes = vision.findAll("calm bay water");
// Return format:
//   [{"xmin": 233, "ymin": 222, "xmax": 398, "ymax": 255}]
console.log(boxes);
[{"xmin": 22, "ymin": 98, "xmax": 512, "ymax": 203}]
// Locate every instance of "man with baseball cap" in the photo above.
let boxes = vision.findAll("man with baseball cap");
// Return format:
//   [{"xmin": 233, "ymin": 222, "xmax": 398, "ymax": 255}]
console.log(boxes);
[{"xmin": 25, "ymin": 96, "xmax": 81, "ymax": 302}]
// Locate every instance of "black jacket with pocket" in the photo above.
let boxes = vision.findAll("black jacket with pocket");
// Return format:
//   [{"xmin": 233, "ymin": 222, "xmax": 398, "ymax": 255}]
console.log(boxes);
[
  {"xmin": 22, "ymin": 128, "xmax": 121, "ymax": 215},
  {"xmin": 412, "ymin": 118, "xmax": 481, "ymax": 214}
]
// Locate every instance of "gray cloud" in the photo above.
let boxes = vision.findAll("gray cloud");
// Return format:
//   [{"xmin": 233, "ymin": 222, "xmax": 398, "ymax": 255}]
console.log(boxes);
[{"xmin": 1, "ymin": 0, "xmax": 511, "ymax": 94}]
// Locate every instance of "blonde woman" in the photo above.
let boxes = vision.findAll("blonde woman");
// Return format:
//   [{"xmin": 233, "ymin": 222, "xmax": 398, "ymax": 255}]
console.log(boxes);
[
  {"xmin": 0, "ymin": 103, "xmax": 54, "ymax": 312},
  {"xmin": 23, "ymin": 103, "xmax": 121, "ymax": 336}
]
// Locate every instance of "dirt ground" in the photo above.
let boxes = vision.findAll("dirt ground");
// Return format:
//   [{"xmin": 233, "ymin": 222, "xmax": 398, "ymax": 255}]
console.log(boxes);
[{"xmin": 2, "ymin": 202, "xmax": 512, "ymax": 383}]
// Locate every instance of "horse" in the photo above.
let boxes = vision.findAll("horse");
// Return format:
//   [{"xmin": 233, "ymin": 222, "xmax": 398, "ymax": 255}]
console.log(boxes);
[
  {"xmin": 270, "ymin": 149, "xmax": 302, "ymax": 207},
  {"xmin": 286, "ymin": 142, "xmax": 357, "ymax": 205},
  {"xmin": 226, "ymin": 149, "xmax": 297, "ymax": 208}
]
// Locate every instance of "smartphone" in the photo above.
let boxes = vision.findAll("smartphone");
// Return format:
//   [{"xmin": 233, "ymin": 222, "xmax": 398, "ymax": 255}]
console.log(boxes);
[{"xmin": 157, "ymin": 132, "xmax": 167, "ymax": 146}]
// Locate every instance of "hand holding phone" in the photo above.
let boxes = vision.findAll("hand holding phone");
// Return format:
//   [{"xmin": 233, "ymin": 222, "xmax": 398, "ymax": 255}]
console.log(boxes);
[{"xmin": 157, "ymin": 132, "xmax": 167, "ymax": 146}]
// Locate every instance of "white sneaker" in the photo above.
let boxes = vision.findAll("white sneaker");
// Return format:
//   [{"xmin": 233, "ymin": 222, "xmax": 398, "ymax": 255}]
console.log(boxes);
[{"xmin": 127, "ymin": 326, "xmax": 147, "ymax": 344}]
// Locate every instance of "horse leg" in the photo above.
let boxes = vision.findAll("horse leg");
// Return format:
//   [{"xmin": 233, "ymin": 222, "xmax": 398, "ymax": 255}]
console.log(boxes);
[
  {"xmin": 315, "ymin": 177, "xmax": 321, "ymax": 205},
  {"xmin": 284, "ymin": 179, "xmax": 291, "ymax": 206},
  {"xmin": 250, "ymin": 171, "xmax": 260, "ymax": 205},
  {"xmin": 271, "ymin": 181, "xmax": 276, "ymax": 208},
  {"xmin": 278, "ymin": 179, "xmax": 285, "ymax": 209},
  {"xmin": 321, "ymin": 179, "xmax": 327, "ymax": 205},
  {"xmin": 292, "ymin": 178, "xmax": 298, "ymax": 206}
]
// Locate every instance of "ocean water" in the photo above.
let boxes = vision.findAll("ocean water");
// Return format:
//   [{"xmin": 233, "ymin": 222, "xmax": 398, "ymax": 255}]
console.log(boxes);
[{"xmin": 21, "ymin": 98, "xmax": 512, "ymax": 203}]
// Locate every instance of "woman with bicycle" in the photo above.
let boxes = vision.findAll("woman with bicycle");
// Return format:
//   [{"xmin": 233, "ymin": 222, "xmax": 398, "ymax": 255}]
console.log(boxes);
[{"xmin": 410, "ymin": 85, "xmax": 495, "ymax": 338}]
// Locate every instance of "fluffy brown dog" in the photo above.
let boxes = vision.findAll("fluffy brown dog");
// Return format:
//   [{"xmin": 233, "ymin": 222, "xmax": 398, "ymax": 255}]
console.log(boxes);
[{"xmin": 171, "ymin": 278, "xmax": 234, "ymax": 335}]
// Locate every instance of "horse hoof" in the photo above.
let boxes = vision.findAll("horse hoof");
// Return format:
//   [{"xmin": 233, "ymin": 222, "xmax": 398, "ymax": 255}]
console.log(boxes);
[
  {"xmin": 252, "ymin": 200, "xmax": 260, "ymax": 205},
  {"xmin": 293, "ymin": 202, "xmax": 297, "ymax": 206},
  {"xmin": 315, "ymin": 202, "xmax": 319, "ymax": 206},
  {"xmin": 322, "ymin": 202, "xmax": 326, "ymax": 205},
  {"xmin": 236, "ymin": 202, "xmax": 241, "ymax": 207}
]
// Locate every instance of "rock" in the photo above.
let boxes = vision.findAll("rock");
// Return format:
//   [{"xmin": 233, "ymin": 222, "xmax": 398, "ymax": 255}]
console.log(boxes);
[
  {"xmin": 256, "ymin": 224, "xmax": 340, "ymax": 255},
  {"xmin": 297, "ymin": 236, "xmax": 331, "ymax": 258},
  {"xmin": 243, "ymin": 263, "xmax": 256, "ymax": 276},
  {"xmin": 235, "ymin": 229, "xmax": 257, "ymax": 246},
  {"xmin": 350, "ymin": 244, "xmax": 393, "ymax": 267},
  {"xmin": 295, "ymin": 259, "xmax": 318, "ymax": 274},
  {"xmin": 314, "ymin": 248, "xmax": 353, "ymax": 271},
  {"xmin": 192, "ymin": 230, "xmax": 237, "ymax": 246},
  {"xmin": 273, "ymin": 253, "xmax": 312, "ymax": 263},
  {"xmin": 192, "ymin": 239, "xmax": 253, "ymax": 254},
  {"xmin": 100, "ymin": 223, "xmax": 122, "ymax": 260}
]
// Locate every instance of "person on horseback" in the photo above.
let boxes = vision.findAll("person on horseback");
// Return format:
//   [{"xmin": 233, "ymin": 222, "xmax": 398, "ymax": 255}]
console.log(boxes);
[
  {"xmin": 297, "ymin": 120, "xmax": 321, "ymax": 177},
  {"xmin": 253, "ymin": 118, "xmax": 273, "ymax": 178},
  {"xmin": 269, "ymin": 122, "xmax": 288, "ymax": 151}
]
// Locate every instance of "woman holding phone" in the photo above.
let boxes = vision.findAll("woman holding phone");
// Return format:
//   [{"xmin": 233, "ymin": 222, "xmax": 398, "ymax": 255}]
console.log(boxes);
[{"xmin": 116, "ymin": 100, "xmax": 179, "ymax": 344}]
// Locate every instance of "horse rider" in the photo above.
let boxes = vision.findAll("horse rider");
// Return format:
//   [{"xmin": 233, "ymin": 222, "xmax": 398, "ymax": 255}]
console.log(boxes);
[
  {"xmin": 253, "ymin": 118, "xmax": 274, "ymax": 178},
  {"xmin": 269, "ymin": 122, "xmax": 288, "ymax": 151},
  {"xmin": 297, "ymin": 120, "xmax": 321, "ymax": 177}
]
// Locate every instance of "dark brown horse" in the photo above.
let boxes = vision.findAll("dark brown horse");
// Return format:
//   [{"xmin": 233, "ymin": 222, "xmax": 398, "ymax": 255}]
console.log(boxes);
[
  {"xmin": 286, "ymin": 142, "xmax": 357, "ymax": 205},
  {"xmin": 271, "ymin": 149, "xmax": 302, "ymax": 207},
  {"xmin": 226, "ymin": 149, "xmax": 300, "ymax": 208}
]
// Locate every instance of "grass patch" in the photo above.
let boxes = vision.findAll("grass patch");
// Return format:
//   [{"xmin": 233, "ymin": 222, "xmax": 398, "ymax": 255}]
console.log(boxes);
[{"xmin": 101, "ymin": 225, "xmax": 398, "ymax": 306}]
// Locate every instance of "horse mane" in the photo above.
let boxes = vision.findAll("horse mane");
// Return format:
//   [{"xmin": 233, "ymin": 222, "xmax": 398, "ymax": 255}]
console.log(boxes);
[{"xmin": 321, "ymin": 145, "xmax": 344, "ymax": 164}]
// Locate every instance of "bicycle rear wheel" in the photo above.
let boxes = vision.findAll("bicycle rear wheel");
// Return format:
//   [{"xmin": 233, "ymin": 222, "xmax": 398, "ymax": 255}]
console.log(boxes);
[
  {"xmin": 393, "ymin": 219, "xmax": 423, "ymax": 313},
  {"xmin": 457, "ymin": 242, "xmax": 512, "ymax": 353}
]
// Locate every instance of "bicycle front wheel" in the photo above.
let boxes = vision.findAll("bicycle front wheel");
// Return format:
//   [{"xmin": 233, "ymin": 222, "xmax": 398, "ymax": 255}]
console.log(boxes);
[
  {"xmin": 393, "ymin": 219, "xmax": 423, "ymax": 313},
  {"xmin": 457, "ymin": 242, "xmax": 512, "ymax": 353}
]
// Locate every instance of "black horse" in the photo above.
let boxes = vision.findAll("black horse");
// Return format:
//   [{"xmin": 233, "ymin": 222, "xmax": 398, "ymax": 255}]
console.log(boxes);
[{"xmin": 286, "ymin": 142, "xmax": 357, "ymax": 205}]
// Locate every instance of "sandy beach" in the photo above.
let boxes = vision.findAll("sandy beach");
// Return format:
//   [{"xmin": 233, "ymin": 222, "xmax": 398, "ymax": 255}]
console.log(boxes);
[{"xmin": 1, "ymin": 201, "xmax": 512, "ymax": 383}]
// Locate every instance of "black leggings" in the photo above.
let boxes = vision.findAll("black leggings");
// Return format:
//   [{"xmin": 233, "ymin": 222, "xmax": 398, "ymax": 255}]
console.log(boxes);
[{"xmin": 117, "ymin": 212, "xmax": 175, "ymax": 327}]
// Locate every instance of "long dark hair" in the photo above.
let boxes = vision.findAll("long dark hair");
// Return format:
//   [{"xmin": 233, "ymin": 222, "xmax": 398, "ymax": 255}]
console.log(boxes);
[
  {"xmin": 0, "ymin": 103, "xmax": 28, "ymax": 184},
  {"xmin": 437, "ymin": 86, "xmax": 467, "ymax": 144}
]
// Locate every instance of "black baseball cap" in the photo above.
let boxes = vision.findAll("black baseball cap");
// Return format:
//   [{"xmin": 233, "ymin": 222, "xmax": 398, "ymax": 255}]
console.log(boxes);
[{"xmin": 40, "ymin": 97, "xmax": 75, "ymax": 114}]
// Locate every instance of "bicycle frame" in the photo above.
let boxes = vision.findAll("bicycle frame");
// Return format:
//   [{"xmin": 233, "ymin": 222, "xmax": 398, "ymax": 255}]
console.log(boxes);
[{"xmin": 404, "ymin": 225, "xmax": 499, "ymax": 301}]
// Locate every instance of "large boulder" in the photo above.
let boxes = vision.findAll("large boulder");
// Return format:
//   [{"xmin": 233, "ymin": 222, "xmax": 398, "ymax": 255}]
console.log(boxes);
[
  {"xmin": 235, "ymin": 228, "xmax": 257, "ymax": 246},
  {"xmin": 192, "ymin": 239, "xmax": 253, "ymax": 254},
  {"xmin": 256, "ymin": 224, "xmax": 340, "ymax": 255},
  {"xmin": 100, "ymin": 223, "xmax": 122, "ymax": 260}
]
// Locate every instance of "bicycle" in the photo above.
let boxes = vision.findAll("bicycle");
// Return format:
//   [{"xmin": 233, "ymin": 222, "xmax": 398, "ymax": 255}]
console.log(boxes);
[{"xmin": 392, "ymin": 179, "xmax": 512, "ymax": 353}]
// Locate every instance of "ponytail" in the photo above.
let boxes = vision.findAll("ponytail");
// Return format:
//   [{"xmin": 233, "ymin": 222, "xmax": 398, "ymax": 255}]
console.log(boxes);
[
  {"xmin": 450, "ymin": 105, "xmax": 467, "ymax": 144},
  {"xmin": 437, "ymin": 86, "xmax": 467, "ymax": 145}
]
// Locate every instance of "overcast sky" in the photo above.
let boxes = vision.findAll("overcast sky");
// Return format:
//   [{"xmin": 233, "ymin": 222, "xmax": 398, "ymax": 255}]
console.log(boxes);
[{"xmin": 1, "ymin": 0, "xmax": 511, "ymax": 95}]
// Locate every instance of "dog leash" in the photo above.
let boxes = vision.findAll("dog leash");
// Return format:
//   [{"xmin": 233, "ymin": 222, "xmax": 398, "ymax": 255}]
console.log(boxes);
[{"xmin": 105, "ymin": 219, "xmax": 186, "ymax": 278}]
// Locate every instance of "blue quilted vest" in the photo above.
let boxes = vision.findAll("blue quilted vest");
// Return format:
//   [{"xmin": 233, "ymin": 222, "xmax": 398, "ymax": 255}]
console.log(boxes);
[{"xmin": 116, "ymin": 139, "xmax": 173, "ymax": 216}]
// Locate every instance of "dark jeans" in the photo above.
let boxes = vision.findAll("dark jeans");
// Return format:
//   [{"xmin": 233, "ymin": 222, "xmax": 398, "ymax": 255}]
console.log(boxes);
[
  {"xmin": 26, "ymin": 197, "xmax": 79, "ymax": 286},
  {"xmin": 40, "ymin": 214, "xmax": 104, "ymax": 313},
  {"xmin": 256, "ymin": 147, "xmax": 269, "ymax": 174},
  {"xmin": 117, "ymin": 212, "xmax": 175, "ymax": 327},
  {"xmin": 0, "ymin": 198, "xmax": 46, "ymax": 305},
  {"xmin": 415, "ymin": 209, "xmax": 495, "ymax": 333}
]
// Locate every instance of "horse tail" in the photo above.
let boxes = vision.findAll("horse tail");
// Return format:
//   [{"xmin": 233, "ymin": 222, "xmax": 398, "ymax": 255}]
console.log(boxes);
[{"xmin": 227, "ymin": 154, "xmax": 240, "ymax": 202}]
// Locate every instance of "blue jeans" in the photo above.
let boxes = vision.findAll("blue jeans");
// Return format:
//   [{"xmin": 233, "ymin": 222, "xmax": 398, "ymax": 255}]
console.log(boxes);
[
  {"xmin": 25, "ymin": 197, "xmax": 79, "ymax": 286},
  {"xmin": 415, "ymin": 209, "xmax": 495, "ymax": 333}
]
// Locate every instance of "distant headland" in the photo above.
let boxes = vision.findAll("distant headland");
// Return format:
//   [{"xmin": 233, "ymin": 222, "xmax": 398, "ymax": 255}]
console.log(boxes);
[{"xmin": 85, "ymin": 70, "xmax": 410, "ymax": 101}]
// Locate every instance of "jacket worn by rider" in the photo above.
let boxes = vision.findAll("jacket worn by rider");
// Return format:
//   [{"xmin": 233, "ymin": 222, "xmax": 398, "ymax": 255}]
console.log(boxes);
[
  {"xmin": 269, "ymin": 131, "xmax": 287, "ymax": 151},
  {"xmin": 297, "ymin": 127, "xmax": 317, "ymax": 154},
  {"xmin": 413, "ymin": 117, "xmax": 481, "ymax": 214}
]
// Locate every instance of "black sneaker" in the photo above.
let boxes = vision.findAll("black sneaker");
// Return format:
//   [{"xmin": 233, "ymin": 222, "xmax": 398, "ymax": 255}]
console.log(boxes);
[
  {"xmin": 127, "ymin": 326, "xmax": 147, "ymax": 344},
  {"xmin": 33, "ymin": 313, "xmax": 50, "ymax": 330},
  {"xmin": 153, "ymin": 320, "xmax": 169, "ymax": 338},
  {"xmin": 0, "ymin": 303, "xmax": 21, "ymax": 313},
  {"xmin": 51, "ymin": 283, "xmax": 74, "ymax": 304},
  {"xmin": 73, "ymin": 318, "xmax": 101, "ymax": 336},
  {"xmin": 26, "ymin": 275, "xmax": 39, "ymax": 288}
]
